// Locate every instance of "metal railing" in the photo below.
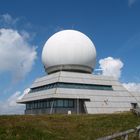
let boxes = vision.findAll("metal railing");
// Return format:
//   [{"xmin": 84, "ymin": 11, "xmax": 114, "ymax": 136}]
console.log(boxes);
[
  {"xmin": 96, "ymin": 125, "xmax": 140, "ymax": 140},
  {"xmin": 131, "ymin": 108, "xmax": 140, "ymax": 116}
]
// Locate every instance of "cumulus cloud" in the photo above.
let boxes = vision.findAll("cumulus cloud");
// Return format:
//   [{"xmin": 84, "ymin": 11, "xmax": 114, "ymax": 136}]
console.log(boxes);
[
  {"xmin": 0, "ymin": 93, "xmax": 22, "ymax": 115},
  {"xmin": 99, "ymin": 57, "xmax": 124, "ymax": 79},
  {"xmin": 0, "ymin": 28, "xmax": 37, "ymax": 81},
  {"xmin": 18, "ymin": 88, "xmax": 30, "ymax": 100},
  {"xmin": 123, "ymin": 83, "xmax": 140, "ymax": 92},
  {"xmin": 0, "ymin": 89, "xmax": 30, "ymax": 114},
  {"xmin": 0, "ymin": 14, "xmax": 19, "ymax": 28},
  {"xmin": 0, "ymin": 13, "xmax": 37, "ymax": 114},
  {"xmin": 98, "ymin": 56, "xmax": 140, "ymax": 92}
]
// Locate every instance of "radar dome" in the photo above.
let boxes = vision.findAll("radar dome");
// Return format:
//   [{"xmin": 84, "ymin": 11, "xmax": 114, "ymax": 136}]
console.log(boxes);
[{"xmin": 42, "ymin": 30, "xmax": 96, "ymax": 74}]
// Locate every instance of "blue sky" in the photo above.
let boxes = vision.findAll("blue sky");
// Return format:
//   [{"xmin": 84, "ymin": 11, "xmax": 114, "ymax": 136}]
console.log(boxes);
[{"xmin": 0, "ymin": 0, "xmax": 140, "ymax": 114}]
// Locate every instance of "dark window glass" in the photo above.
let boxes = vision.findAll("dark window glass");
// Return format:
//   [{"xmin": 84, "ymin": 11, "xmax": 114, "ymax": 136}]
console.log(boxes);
[
  {"xmin": 40, "ymin": 102, "xmax": 43, "ymax": 108},
  {"xmin": 57, "ymin": 100, "xmax": 63, "ymax": 107},
  {"xmin": 69, "ymin": 100, "xmax": 74, "ymax": 107},
  {"xmin": 26, "ymin": 104, "xmax": 29, "ymax": 109},
  {"xmin": 50, "ymin": 101, "xmax": 53, "ymax": 108},
  {"xmin": 42, "ymin": 101, "xmax": 45, "ymax": 108},
  {"xmin": 35, "ymin": 102, "xmax": 38, "ymax": 109},
  {"xmin": 32, "ymin": 102, "xmax": 35, "ymax": 109},
  {"xmin": 26, "ymin": 99, "xmax": 75, "ymax": 109},
  {"xmin": 53, "ymin": 100, "xmax": 56, "ymax": 108},
  {"xmin": 45, "ymin": 101, "xmax": 49, "ymax": 108},
  {"xmin": 30, "ymin": 82, "xmax": 113, "ymax": 94},
  {"xmin": 64, "ymin": 100, "xmax": 68, "ymax": 107},
  {"xmin": 38, "ymin": 101, "xmax": 41, "ymax": 108}
]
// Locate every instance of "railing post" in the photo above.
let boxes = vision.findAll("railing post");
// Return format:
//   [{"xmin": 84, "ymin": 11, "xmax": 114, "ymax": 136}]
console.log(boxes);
[
  {"xmin": 136, "ymin": 125, "xmax": 140, "ymax": 139},
  {"xmin": 96, "ymin": 126, "xmax": 140, "ymax": 140},
  {"xmin": 137, "ymin": 130, "xmax": 140, "ymax": 139},
  {"xmin": 124, "ymin": 134, "xmax": 128, "ymax": 140}
]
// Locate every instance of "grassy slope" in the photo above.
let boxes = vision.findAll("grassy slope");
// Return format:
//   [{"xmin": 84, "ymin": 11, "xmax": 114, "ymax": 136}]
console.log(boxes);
[{"xmin": 0, "ymin": 112, "xmax": 140, "ymax": 140}]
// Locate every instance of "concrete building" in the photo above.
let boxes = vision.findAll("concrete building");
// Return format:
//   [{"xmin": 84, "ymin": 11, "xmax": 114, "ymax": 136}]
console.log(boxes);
[{"xmin": 17, "ymin": 30, "xmax": 139, "ymax": 114}]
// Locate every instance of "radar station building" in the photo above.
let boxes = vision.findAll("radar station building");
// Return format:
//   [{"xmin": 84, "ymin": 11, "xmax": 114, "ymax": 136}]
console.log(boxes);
[{"xmin": 17, "ymin": 30, "xmax": 139, "ymax": 114}]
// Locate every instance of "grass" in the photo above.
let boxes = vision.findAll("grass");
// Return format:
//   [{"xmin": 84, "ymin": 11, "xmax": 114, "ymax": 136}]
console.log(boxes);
[{"xmin": 0, "ymin": 112, "xmax": 140, "ymax": 140}]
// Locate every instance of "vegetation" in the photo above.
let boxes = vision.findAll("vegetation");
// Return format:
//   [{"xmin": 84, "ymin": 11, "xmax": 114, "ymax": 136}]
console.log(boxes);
[{"xmin": 0, "ymin": 112, "xmax": 140, "ymax": 140}]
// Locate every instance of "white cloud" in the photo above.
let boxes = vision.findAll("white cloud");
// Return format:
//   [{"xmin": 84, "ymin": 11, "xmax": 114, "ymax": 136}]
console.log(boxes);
[
  {"xmin": 18, "ymin": 88, "xmax": 30, "ymax": 100},
  {"xmin": 98, "ymin": 56, "xmax": 140, "ymax": 92},
  {"xmin": 99, "ymin": 57, "xmax": 124, "ymax": 79},
  {"xmin": 128, "ymin": 0, "xmax": 137, "ymax": 7},
  {"xmin": 0, "ymin": 14, "xmax": 37, "ymax": 114},
  {"xmin": 0, "ymin": 89, "xmax": 30, "ymax": 114},
  {"xmin": 0, "ymin": 14, "xmax": 18, "ymax": 27},
  {"xmin": 0, "ymin": 28, "xmax": 37, "ymax": 81},
  {"xmin": 0, "ymin": 92, "xmax": 21, "ymax": 115},
  {"xmin": 123, "ymin": 83, "xmax": 140, "ymax": 92},
  {"xmin": 0, "ymin": 88, "xmax": 31, "ymax": 114}
]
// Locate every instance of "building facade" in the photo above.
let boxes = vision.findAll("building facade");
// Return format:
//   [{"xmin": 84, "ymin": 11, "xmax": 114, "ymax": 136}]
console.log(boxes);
[{"xmin": 17, "ymin": 30, "xmax": 139, "ymax": 114}]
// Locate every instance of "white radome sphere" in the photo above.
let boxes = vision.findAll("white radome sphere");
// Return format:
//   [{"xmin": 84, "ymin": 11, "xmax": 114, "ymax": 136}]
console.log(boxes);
[{"xmin": 42, "ymin": 30, "xmax": 96, "ymax": 74}]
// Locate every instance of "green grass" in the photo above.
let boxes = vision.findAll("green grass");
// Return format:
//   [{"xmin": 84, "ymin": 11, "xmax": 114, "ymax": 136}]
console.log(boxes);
[{"xmin": 0, "ymin": 112, "xmax": 140, "ymax": 140}]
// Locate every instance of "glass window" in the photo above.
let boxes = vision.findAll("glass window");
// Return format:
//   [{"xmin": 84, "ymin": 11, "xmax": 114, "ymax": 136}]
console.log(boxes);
[
  {"xmin": 53, "ymin": 83, "xmax": 57, "ymax": 88},
  {"xmin": 29, "ymin": 103, "xmax": 32, "ymax": 109},
  {"xmin": 30, "ymin": 82, "xmax": 113, "ymax": 94},
  {"xmin": 38, "ymin": 101, "xmax": 41, "ymax": 108},
  {"xmin": 41, "ymin": 102, "xmax": 43, "ymax": 108},
  {"xmin": 64, "ymin": 100, "xmax": 68, "ymax": 107},
  {"xmin": 54, "ymin": 100, "xmax": 57, "ymax": 107},
  {"xmin": 32, "ymin": 102, "xmax": 35, "ymax": 109},
  {"xmin": 40, "ymin": 101, "xmax": 43, "ymax": 108},
  {"xmin": 69, "ymin": 100, "xmax": 74, "ymax": 107},
  {"xmin": 42, "ymin": 101, "xmax": 45, "ymax": 108},
  {"xmin": 28, "ymin": 99, "xmax": 75, "ymax": 109},
  {"xmin": 26, "ymin": 104, "xmax": 29, "ymax": 109},
  {"xmin": 50, "ymin": 100, "xmax": 53, "ymax": 108},
  {"xmin": 34, "ymin": 102, "xmax": 37, "ymax": 109},
  {"xmin": 57, "ymin": 100, "xmax": 63, "ymax": 107},
  {"xmin": 44, "ymin": 101, "xmax": 48, "ymax": 108}
]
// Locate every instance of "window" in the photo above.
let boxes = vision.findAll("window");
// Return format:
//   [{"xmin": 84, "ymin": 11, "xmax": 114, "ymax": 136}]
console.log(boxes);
[
  {"xmin": 37, "ymin": 102, "xmax": 40, "ymax": 108},
  {"xmin": 54, "ymin": 100, "xmax": 57, "ymax": 107},
  {"xmin": 69, "ymin": 100, "xmax": 74, "ymax": 107},
  {"xmin": 26, "ymin": 103, "xmax": 30, "ymax": 109},
  {"xmin": 64, "ymin": 100, "xmax": 68, "ymax": 107},
  {"xmin": 26, "ymin": 99, "xmax": 75, "ymax": 110},
  {"xmin": 29, "ymin": 82, "xmax": 113, "ymax": 93},
  {"xmin": 57, "ymin": 100, "xmax": 63, "ymax": 107},
  {"xmin": 32, "ymin": 102, "xmax": 35, "ymax": 109},
  {"xmin": 53, "ymin": 99, "xmax": 74, "ymax": 108},
  {"xmin": 35, "ymin": 102, "xmax": 38, "ymax": 109},
  {"xmin": 131, "ymin": 103, "xmax": 138, "ymax": 109},
  {"xmin": 40, "ymin": 102, "xmax": 43, "ymax": 108}
]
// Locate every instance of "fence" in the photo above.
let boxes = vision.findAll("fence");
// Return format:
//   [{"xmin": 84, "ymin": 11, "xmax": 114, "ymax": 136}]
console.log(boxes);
[{"xmin": 96, "ymin": 125, "xmax": 140, "ymax": 140}]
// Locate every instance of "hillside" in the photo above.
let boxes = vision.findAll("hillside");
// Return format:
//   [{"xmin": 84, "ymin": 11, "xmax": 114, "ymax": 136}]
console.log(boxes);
[{"xmin": 0, "ymin": 112, "xmax": 140, "ymax": 140}]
